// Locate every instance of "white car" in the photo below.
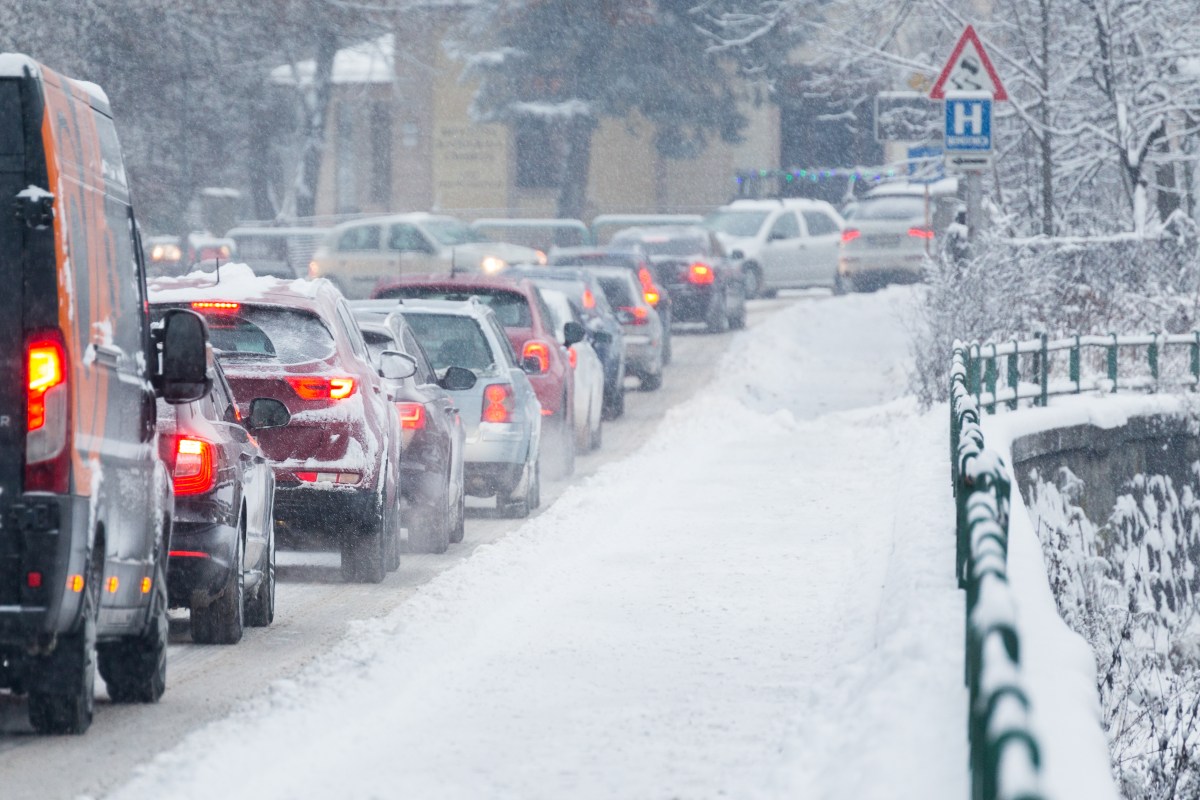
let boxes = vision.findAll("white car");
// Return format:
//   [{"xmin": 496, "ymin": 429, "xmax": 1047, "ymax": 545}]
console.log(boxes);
[
  {"xmin": 703, "ymin": 199, "xmax": 844, "ymax": 298},
  {"xmin": 539, "ymin": 286, "xmax": 605, "ymax": 452},
  {"xmin": 309, "ymin": 213, "xmax": 543, "ymax": 298}
]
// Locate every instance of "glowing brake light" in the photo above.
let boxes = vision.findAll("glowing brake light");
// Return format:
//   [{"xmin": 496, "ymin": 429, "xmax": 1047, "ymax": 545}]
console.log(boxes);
[
  {"xmin": 522, "ymin": 341, "xmax": 551, "ymax": 374},
  {"xmin": 568, "ymin": 347, "xmax": 578, "ymax": 369},
  {"xmin": 191, "ymin": 301, "xmax": 240, "ymax": 312},
  {"xmin": 636, "ymin": 267, "xmax": 663, "ymax": 307},
  {"xmin": 173, "ymin": 437, "xmax": 216, "ymax": 496},
  {"xmin": 687, "ymin": 263, "xmax": 714, "ymax": 285},
  {"xmin": 26, "ymin": 331, "xmax": 70, "ymax": 492},
  {"xmin": 396, "ymin": 402, "xmax": 426, "ymax": 430},
  {"xmin": 907, "ymin": 226, "xmax": 935, "ymax": 240},
  {"xmin": 28, "ymin": 340, "xmax": 65, "ymax": 431},
  {"xmin": 286, "ymin": 376, "xmax": 357, "ymax": 400},
  {"xmin": 482, "ymin": 383, "xmax": 514, "ymax": 423},
  {"xmin": 618, "ymin": 306, "xmax": 649, "ymax": 325},
  {"xmin": 841, "ymin": 229, "xmax": 861, "ymax": 243},
  {"xmin": 582, "ymin": 288, "xmax": 596, "ymax": 309}
]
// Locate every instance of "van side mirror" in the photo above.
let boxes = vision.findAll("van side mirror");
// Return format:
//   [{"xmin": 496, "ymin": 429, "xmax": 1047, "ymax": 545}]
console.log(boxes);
[
  {"xmin": 379, "ymin": 350, "xmax": 417, "ymax": 380},
  {"xmin": 155, "ymin": 309, "xmax": 211, "ymax": 404},
  {"xmin": 245, "ymin": 398, "xmax": 290, "ymax": 431},
  {"xmin": 440, "ymin": 366, "xmax": 477, "ymax": 391},
  {"xmin": 563, "ymin": 321, "xmax": 586, "ymax": 347}
]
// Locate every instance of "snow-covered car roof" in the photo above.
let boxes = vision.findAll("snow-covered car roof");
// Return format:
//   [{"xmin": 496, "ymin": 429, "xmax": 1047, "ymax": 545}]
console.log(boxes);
[
  {"xmin": 721, "ymin": 197, "xmax": 840, "ymax": 213},
  {"xmin": 148, "ymin": 263, "xmax": 329, "ymax": 308}
]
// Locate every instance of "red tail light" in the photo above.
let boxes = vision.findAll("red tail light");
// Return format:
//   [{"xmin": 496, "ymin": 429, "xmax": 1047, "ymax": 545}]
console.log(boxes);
[
  {"xmin": 687, "ymin": 262, "xmax": 715, "ymax": 285},
  {"xmin": 396, "ymin": 402, "xmax": 426, "ymax": 430},
  {"xmin": 286, "ymin": 376, "xmax": 357, "ymax": 401},
  {"xmin": 568, "ymin": 347, "xmax": 578, "ymax": 369},
  {"xmin": 482, "ymin": 383, "xmax": 513, "ymax": 423},
  {"xmin": 522, "ymin": 341, "xmax": 551, "ymax": 374},
  {"xmin": 582, "ymin": 288, "xmax": 596, "ymax": 309},
  {"xmin": 644, "ymin": 288, "xmax": 660, "ymax": 305},
  {"xmin": 190, "ymin": 301, "xmax": 240, "ymax": 313},
  {"xmin": 26, "ymin": 331, "xmax": 70, "ymax": 493},
  {"xmin": 841, "ymin": 229, "xmax": 861, "ymax": 243},
  {"xmin": 173, "ymin": 437, "xmax": 216, "ymax": 496},
  {"xmin": 618, "ymin": 306, "xmax": 649, "ymax": 325},
  {"xmin": 636, "ymin": 268, "xmax": 662, "ymax": 306},
  {"xmin": 907, "ymin": 226, "xmax": 935, "ymax": 240}
]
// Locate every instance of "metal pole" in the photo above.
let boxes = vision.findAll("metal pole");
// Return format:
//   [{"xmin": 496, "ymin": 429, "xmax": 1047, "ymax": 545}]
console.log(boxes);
[{"xmin": 967, "ymin": 171, "xmax": 983, "ymax": 241}]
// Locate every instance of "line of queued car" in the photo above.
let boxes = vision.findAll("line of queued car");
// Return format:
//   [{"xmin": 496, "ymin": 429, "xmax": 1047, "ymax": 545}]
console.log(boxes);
[{"xmin": 141, "ymin": 217, "xmax": 747, "ymax": 646}]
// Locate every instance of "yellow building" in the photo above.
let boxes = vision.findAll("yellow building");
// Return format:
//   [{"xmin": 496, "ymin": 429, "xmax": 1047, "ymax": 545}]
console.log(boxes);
[{"xmin": 279, "ymin": 8, "xmax": 779, "ymax": 222}]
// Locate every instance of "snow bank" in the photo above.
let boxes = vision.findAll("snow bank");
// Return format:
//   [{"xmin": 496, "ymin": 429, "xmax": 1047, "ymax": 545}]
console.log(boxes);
[{"xmin": 108, "ymin": 288, "xmax": 967, "ymax": 800}]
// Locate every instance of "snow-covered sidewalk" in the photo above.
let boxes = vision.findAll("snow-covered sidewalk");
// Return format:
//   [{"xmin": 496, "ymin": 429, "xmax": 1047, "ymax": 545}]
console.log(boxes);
[{"xmin": 110, "ymin": 289, "xmax": 966, "ymax": 800}]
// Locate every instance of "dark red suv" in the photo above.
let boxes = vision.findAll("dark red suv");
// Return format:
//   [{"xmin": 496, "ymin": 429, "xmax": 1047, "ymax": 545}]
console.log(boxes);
[
  {"xmin": 374, "ymin": 274, "xmax": 580, "ymax": 477},
  {"xmin": 151, "ymin": 270, "xmax": 402, "ymax": 583}
]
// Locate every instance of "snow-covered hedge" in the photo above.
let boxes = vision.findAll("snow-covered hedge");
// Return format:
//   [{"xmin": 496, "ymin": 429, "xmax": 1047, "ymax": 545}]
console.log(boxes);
[{"xmin": 913, "ymin": 234, "xmax": 1200, "ymax": 406}]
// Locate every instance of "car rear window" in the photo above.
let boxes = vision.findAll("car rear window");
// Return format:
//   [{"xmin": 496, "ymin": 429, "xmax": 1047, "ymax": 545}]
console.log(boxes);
[
  {"xmin": 404, "ymin": 314, "xmax": 497, "ymax": 372},
  {"xmin": 383, "ymin": 286, "xmax": 532, "ymax": 327},
  {"xmin": 614, "ymin": 234, "xmax": 705, "ymax": 257},
  {"xmin": 201, "ymin": 307, "xmax": 336, "ymax": 363},
  {"xmin": 597, "ymin": 276, "xmax": 636, "ymax": 308},
  {"xmin": 853, "ymin": 197, "xmax": 925, "ymax": 221},
  {"xmin": 551, "ymin": 252, "xmax": 638, "ymax": 270}
]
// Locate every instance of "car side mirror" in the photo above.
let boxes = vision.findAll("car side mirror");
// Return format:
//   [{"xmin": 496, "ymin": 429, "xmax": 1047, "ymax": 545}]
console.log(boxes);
[
  {"xmin": 522, "ymin": 355, "xmax": 543, "ymax": 374},
  {"xmin": 245, "ymin": 397, "xmax": 290, "ymax": 431},
  {"xmin": 440, "ymin": 366, "xmax": 477, "ymax": 391},
  {"xmin": 563, "ymin": 321, "xmax": 586, "ymax": 347},
  {"xmin": 591, "ymin": 330, "xmax": 613, "ymax": 345},
  {"xmin": 378, "ymin": 350, "xmax": 417, "ymax": 380},
  {"xmin": 730, "ymin": 249, "xmax": 744, "ymax": 260},
  {"xmin": 156, "ymin": 309, "xmax": 211, "ymax": 404}
]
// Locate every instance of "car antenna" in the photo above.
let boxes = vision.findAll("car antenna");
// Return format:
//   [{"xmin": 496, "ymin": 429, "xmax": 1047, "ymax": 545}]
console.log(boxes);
[{"xmin": 214, "ymin": 257, "xmax": 221, "ymax": 285}]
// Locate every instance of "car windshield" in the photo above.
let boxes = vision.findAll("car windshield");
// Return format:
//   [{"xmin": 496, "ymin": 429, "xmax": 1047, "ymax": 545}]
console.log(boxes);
[
  {"xmin": 853, "ymin": 196, "xmax": 926, "ymax": 221},
  {"xmin": 702, "ymin": 210, "xmax": 769, "ymax": 237},
  {"xmin": 194, "ymin": 306, "xmax": 336, "ymax": 363},
  {"xmin": 404, "ymin": 313, "xmax": 497, "ymax": 372},
  {"xmin": 423, "ymin": 218, "xmax": 489, "ymax": 246},
  {"xmin": 615, "ymin": 234, "xmax": 706, "ymax": 257},
  {"xmin": 382, "ymin": 286, "xmax": 532, "ymax": 327}
]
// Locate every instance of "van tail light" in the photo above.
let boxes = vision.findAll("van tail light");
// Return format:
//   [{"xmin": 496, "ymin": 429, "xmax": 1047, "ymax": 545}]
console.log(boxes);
[
  {"xmin": 286, "ymin": 376, "xmax": 357, "ymax": 401},
  {"xmin": 522, "ymin": 341, "xmax": 551, "ymax": 374},
  {"xmin": 687, "ymin": 262, "xmax": 715, "ymax": 285},
  {"xmin": 907, "ymin": 226, "xmax": 935, "ymax": 240},
  {"xmin": 26, "ymin": 331, "xmax": 70, "ymax": 493},
  {"xmin": 173, "ymin": 437, "xmax": 216, "ymax": 496},
  {"xmin": 396, "ymin": 402, "xmax": 426, "ymax": 430},
  {"xmin": 841, "ymin": 229, "xmax": 861, "ymax": 243},
  {"xmin": 618, "ymin": 306, "xmax": 649, "ymax": 325},
  {"xmin": 482, "ymin": 383, "xmax": 514, "ymax": 423}
]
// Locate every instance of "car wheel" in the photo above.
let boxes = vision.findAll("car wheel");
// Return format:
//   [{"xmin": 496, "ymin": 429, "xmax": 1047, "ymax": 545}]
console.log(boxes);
[
  {"xmin": 245, "ymin": 522, "xmax": 275, "ymax": 627},
  {"xmin": 500, "ymin": 462, "xmax": 534, "ymax": 519},
  {"xmin": 191, "ymin": 530, "xmax": 245, "ymax": 645},
  {"xmin": 589, "ymin": 409, "xmax": 603, "ymax": 451},
  {"xmin": 29, "ymin": 544, "xmax": 100, "ymax": 733},
  {"xmin": 385, "ymin": 500, "xmax": 402, "ymax": 571},
  {"xmin": 742, "ymin": 263, "xmax": 763, "ymax": 299},
  {"xmin": 761, "ymin": 288, "xmax": 778, "ymax": 299},
  {"xmin": 706, "ymin": 291, "xmax": 730, "ymax": 333},
  {"xmin": 547, "ymin": 403, "xmax": 575, "ymax": 480},
  {"xmin": 834, "ymin": 273, "xmax": 848, "ymax": 295},
  {"xmin": 641, "ymin": 370, "xmax": 663, "ymax": 391},
  {"xmin": 604, "ymin": 384, "xmax": 625, "ymax": 419},
  {"xmin": 341, "ymin": 503, "xmax": 387, "ymax": 583},
  {"xmin": 449, "ymin": 480, "xmax": 466, "ymax": 544},
  {"xmin": 100, "ymin": 547, "xmax": 169, "ymax": 702},
  {"xmin": 416, "ymin": 485, "xmax": 451, "ymax": 554}
]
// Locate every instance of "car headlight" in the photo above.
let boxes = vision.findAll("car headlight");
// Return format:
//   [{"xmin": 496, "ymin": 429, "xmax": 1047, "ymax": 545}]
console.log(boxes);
[{"xmin": 480, "ymin": 256, "xmax": 507, "ymax": 275}]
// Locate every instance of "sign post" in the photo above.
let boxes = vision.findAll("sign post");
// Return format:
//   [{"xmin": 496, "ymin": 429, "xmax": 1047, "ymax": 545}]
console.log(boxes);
[{"xmin": 930, "ymin": 25, "xmax": 1006, "ymax": 242}]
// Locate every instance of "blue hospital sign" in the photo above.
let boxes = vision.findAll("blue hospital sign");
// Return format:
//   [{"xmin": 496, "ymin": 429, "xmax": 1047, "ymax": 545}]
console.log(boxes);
[{"xmin": 944, "ymin": 97, "xmax": 992, "ymax": 152}]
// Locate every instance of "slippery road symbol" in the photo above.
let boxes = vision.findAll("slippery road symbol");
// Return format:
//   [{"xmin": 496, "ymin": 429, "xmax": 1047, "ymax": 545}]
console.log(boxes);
[{"xmin": 950, "ymin": 56, "xmax": 984, "ymax": 92}]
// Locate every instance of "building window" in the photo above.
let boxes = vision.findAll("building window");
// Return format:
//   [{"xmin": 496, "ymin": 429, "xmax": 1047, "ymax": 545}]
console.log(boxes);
[
  {"xmin": 370, "ymin": 103, "xmax": 392, "ymax": 205},
  {"xmin": 515, "ymin": 118, "xmax": 561, "ymax": 190}
]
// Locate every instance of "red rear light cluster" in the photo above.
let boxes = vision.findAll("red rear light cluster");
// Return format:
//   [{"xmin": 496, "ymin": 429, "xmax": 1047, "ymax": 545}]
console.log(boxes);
[
  {"xmin": 907, "ymin": 226, "xmax": 935, "ymax": 240},
  {"xmin": 396, "ymin": 402, "xmax": 426, "ymax": 431},
  {"xmin": 522, "ymin": 341, "xmax": 551, "ymax": 374},
  {"xmin": 294, "ymin": 471, "xmax": 361, "ymax": 484},
  {"xmin": 174, "ymin": 437, "xmax": 216, "ymax": 496},
  {"xmin": 26, "ymin": 330, "xmax": 70, "ymax": 493},
  {"xmin": 687, "ymin": 262, "xmax": 715, "ymax": 285},
  {"xmin": 286, "ymin": 376, "xmax": 357, "ymax": 401},
  {"xmin": 636, "ymin": 267, "xmax": 663, "ymax": 307},
  {"xmin": 582, "ymin": 288, "xmax": 596, "ymax": 309},
  {"xmin": 841, "ymin": 229, "xmax": 861, "ymax": 243},
  {"xmin": 568, "ymin": 346, "xmax": 578, "ymax": 369},
  {"xmin": 618, "ymin": 305, "xmax": 649, "ymax": 325},
  {"xmin": 482, "ymin": 383, "xmax": 513, "ymax": 423}
]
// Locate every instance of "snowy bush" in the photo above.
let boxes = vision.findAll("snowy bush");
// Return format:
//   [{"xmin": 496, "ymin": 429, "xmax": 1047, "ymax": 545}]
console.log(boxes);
[
  {"xmin": 911, "ymin": 231, "xmax": 1200, "ymax": 406},
  {"xmin": 1025, "ymin": 465, "xmax": 1200, "ymax": 799}
]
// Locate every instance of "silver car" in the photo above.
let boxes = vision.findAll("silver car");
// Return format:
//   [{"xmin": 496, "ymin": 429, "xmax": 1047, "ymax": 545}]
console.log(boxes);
[
  {"xmin": 575, "ymin": 265, "xmax": 665, "ymax": 391},
  {"xmin": 397, "ymin": 299, "xmax": 543, "ymax": 518},
  {"xmin": 837, "ymin": 185, "xmax": 958, "ymax": 292}
]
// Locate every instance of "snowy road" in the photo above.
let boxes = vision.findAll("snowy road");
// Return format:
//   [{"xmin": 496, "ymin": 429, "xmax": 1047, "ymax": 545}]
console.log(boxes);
[{"xmin": 1, "ymin": 289, "xmax": 967, "ymax": 799}]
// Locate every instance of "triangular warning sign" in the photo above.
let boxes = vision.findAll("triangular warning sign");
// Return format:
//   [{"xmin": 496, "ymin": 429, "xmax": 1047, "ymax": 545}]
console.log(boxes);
[{"xmin": 929, "ymin": 25, "xmax": 1008, "ymax": 101}]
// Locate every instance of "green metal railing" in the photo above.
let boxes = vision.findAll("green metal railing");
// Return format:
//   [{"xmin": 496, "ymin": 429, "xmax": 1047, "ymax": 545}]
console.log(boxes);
[
  {"xmin": 963, "ymin": 332, "xmax": 1200, "ymax": 413},
  {"xmin": 951, "ymin": 344, "xmax": 1045, "ymax": 800}
]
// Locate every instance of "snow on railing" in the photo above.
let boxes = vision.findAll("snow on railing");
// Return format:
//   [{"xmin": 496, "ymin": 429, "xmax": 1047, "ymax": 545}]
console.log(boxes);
[
  {"xmin": 950, "ymin": 346, "xmax": 1046, "ymax": 800},
  {"xmin": 963, "ymin": 332, "xmax": 1200, "ymax": 413}
]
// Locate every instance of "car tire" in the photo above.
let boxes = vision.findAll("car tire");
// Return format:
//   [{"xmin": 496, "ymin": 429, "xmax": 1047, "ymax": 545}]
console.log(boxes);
[
  {"xmin": 761, "ymin": 288, "xmax": 778, "ymax": 299},
  {"xmin": 341, "ymin": 503, "xmax": 387, "ymax": 583},
  {"xmin": 100, "ymin": 548, "xmax": 169, "ymax": 702},
  {"xmin": 449, "ymin": 481, "xmax": 466, "ymax": 544},
  {"xmin": 589, "ymin": 410, "xmax": 603, "ymax": 451},
  {"xmin": 191, "ymin": 531, "xmax": 245, "ymax": 645},
  {"xmin": 547, "ymin": 403, "xmax": 575, "ymax": 480},
  {"xmin": 245, "ymin": 523, "xmax": 275, "ymax": 628},
  {"xmin": 834, "ymin": 273, "xmax": 848, "ymax": 295},
  {"xmin": 501, "ymin": 462, "xmax": 534, "ymax": 519},
  {"xmin": 29, "ymin": 544, "xmax": 101, "ymax": 734},
  {"xmin": 742, "ymin": 263, "xmax": 763, "ymax": 299},
  {"xmin": 603, "ymin": 380, "xmax": 625, "ymax": 420},
  {"xmin": 641, "ymin": 370, "xmax": 663, "ymax": 391},
  {"xmin": 706, "ymin": 291, "xmax": 730, "ymax": 333},
  {"xmin": 661, "ymin": 312, "xmax": 673, "ymax": 366},
  {"xmin": 415, "ymin": 486, "xmax": 451, "ymax": 554}
]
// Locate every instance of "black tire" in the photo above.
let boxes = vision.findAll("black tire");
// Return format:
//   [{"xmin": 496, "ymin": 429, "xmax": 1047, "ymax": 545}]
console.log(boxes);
[
  {"xmin": 761, "ymin": 289, "xmax": 778, "ymax": 299},
  {"xmin": 589, "ymin": 411, "xmax": 603, "ymax": 451},
  {"xmin": 101, "ymin": 551, "xmax": 169, "ymax": 702},
  {"xmin": 383, "ymin": 493, "xmax": 402, "ymax": 571},
  {"xmin": 29, "ymin": 545, "xmax": 101, "ymax": 734},
  {"xmin": 190, "ymin": 531, "xmax": 244, "ymax": 645},
  {"xmin": 341, "ymin": 504, "xmax": 386, "ymax": 583},
  {"xmin": 449, "ymin": 481, "xmax": 465, "ymax": 544},
  {"xmin": 414, "ymin": 486, "xmax": 451, "ymax": 554},
  {"xmin": 529, "ymin": 459, "xmax": 541, "ymax": 510},
  {"xmin": 546, "ymin": 405, "xmax": 575, "ymax": 479},
  {"xmin": 501, "ymin": 460, "xmax": 537, "ymax": 518},
  {"xmin": 244, "ymin": 523, "xmax": 275, "ymax": 628},
  {"xmin": 834, "ymin": 273, "xmax": 848, "ymax": 295},
  {"xmin": 641, "ymin": 370, "xmax": 663, "ymax": 391},
  {"xmin": 742, "ymin": 263, "xmax": 763, "ymax": 299},
  {"xmin": 662, "ymin": 328, "xmax": 673, "ymax": 366},
  {"xmin": 706, "ymin": 291, "xmax": 730, "ymax": 333},
  {"xmin": 602, "ymin": 381, "xmax": 625, "ymax": 420}
]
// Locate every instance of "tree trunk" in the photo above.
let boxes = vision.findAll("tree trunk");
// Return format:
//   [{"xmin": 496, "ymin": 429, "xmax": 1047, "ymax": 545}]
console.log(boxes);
[
  {"xmin": 293, "ymin": 28, "xmax": 339, "ymax": 220},
  {"xmin": 1039, "ymin": 0, "xmax": 1054, "ymax": 236},
  {"xmin": 556, "ymin": 117, "xmax": 596, "ymax": 220}
]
